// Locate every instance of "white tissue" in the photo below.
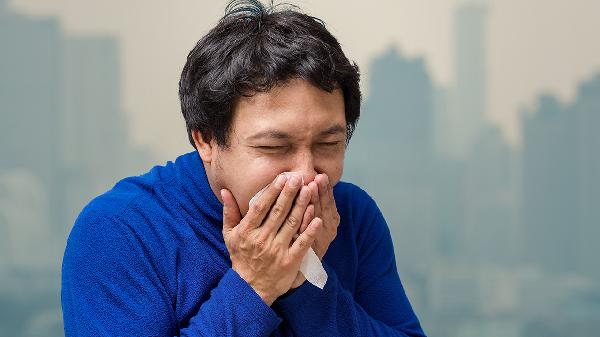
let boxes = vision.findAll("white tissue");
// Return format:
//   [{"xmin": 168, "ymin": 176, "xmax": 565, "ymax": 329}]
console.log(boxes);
[{"xmin": 248, "ymin": 172, "xmax": 328, "ymax": 289}]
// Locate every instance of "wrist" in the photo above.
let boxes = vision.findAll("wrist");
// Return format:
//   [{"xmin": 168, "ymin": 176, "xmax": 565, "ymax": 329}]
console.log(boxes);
[
  {"xmin": 232, "ymin": 266, "xmax": 278, "ymax": 306},
  {"xmin": 254, "ymin": 288, "xmax": 277, "ymax": 306}
]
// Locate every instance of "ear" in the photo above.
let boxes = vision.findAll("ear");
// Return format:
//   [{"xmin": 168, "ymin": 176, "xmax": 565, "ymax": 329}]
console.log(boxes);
[{"xmin": 191, "ymin": 129, "xmax": 215, "ymax": 163}]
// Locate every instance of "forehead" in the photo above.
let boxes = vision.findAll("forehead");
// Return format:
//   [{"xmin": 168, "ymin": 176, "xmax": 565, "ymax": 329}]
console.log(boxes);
[{"xmin": 231, "ymin": 79, "xmax": 346, "ymax": 139}]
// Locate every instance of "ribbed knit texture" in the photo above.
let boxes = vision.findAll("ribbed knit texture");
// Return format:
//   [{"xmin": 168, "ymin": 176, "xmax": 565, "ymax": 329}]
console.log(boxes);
[{"xmin": 61, "ymin": 151, "xmax": 426, "ymax": 336}]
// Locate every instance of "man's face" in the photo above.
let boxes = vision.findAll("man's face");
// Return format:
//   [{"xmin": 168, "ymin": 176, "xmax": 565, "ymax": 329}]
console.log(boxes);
[{"xmin": 202, "ymin": 78, "xmax": 347, "ymax": 216}]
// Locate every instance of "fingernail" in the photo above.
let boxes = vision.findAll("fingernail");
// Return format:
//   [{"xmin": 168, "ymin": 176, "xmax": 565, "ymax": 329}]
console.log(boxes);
[
  {"xmin": 275, "ymin": 174, "xmax": 287, "ymax": 189},
  {"xmin": 289, "ymin": 175, "xmax": 300, "ymax": 187}
]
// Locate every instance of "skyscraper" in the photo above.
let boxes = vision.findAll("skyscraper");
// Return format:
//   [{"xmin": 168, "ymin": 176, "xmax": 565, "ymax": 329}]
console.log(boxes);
[
  {"xmin": 344, "ymin": 47, "xmax": 438, "ymax": 316},
  {"xmin": 447, "ymin": 3, "xmax": 488, "ymax": 159},
  {"xmin": 62, "ymin": 36, "xmax": 135, "ymax": 225},
  {"xmin": 0, "ymin": 0, "xmax": 64, "ymax": 251},
  {"xmin": 572, "ymin": 74, "xmax": 600, "ymax": 281},
  {"xmin": 521, "ymin": 94, "xmax": 578, "ymax": 274},
  {"xmin": 521, "ymin": 75, "xmax": 600, "ymax": 280}
]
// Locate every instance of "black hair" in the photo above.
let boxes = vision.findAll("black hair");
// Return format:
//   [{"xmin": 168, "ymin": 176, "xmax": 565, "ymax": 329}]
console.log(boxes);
[{"xmin": 179, "ymin": 0, "xmax": 361, "ymax": 149}]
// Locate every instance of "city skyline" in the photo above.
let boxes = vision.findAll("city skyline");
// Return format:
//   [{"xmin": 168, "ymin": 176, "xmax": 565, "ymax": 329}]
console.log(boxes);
[
  {"xmin": 1, "ymin": 1, "xmax": 599, "ymax": 336},
  {"xmin": 8, "ymin": 0, "xmax": 600, "ymax": 155}
]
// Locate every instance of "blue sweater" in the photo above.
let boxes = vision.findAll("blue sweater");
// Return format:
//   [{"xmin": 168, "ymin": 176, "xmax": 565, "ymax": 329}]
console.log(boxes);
[{"xmin": 61, "ymin": 151, "xmax": 426, "ymax": 336}]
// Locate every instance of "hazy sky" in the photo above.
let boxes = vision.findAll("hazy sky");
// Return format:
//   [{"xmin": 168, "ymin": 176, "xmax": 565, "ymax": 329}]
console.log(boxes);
[{"xmin": 11, "ymin": 0, "xmax": 600, "ymax": 158}]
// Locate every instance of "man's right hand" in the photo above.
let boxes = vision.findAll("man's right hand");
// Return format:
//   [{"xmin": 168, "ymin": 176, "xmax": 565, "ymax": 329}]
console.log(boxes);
[{"xmin": 220, "ymin": 174, "xmax": 323, "ymax": 306}]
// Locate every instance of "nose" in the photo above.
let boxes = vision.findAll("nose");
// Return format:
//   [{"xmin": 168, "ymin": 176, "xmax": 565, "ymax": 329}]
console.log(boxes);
[{"xmin": 292, "ymin": 150, "xmax": 318, "ymax": 185}]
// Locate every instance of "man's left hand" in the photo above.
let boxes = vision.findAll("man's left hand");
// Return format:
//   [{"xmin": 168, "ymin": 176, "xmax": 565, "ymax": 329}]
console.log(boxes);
[
  {"xmin": 289, "ymin": 173, "xmax": 340, "ymax": 289},
  {"xmin": 301, "ymin": 173, "xmax": 340, "ymax": 260}
]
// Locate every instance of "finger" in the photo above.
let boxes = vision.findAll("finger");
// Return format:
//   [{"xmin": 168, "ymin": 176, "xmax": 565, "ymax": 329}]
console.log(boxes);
[
  {"xmin": 244, "ymin": 174, "xmax": 288, "ymax": 229},
  {"xmin": 221, "ymin": 188, "xmax": 242, "ymax": 234},
  {"xmin": 317, "ymin": 174, "xmax": 331, "ymax": 213},
  {"xmin": 326, "ymin": 175, "xmax": 339, "ymax": 214},
  {"xmin": 261, "ymin": 174, "xmax": 303, "ymax": 235},
  {"xmin": 299, "ymin": 204, "xmax": 314, "ymax": 234},
  {"xmin": 275, "ymin": 186, "xmax": 311, "ymax": 245},
  {"xmin": 309, "ymin": 181, "xmax": 321, "ymax": 219},
  {"xmin": 289, "ymin": 217, "xmax": 323, "ymax": 260},
  {"xmin": 317, "ymin": 174, "xmax": 335, "ymax": 222}
]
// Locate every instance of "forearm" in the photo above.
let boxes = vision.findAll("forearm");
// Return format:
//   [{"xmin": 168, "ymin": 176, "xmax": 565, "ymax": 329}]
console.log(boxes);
[
  {"xmin": 179, "ymin": 268, "xmax": 282, "ymax": 336},
  {"xmin": 273, "ymin": 262, "xmax": 426, "ymax": 337}
]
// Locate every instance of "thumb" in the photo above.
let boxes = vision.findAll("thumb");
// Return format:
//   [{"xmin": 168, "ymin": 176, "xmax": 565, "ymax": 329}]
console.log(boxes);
[{"xmin": 221, "ymin": 188, "xmax": 241, "ymax": 233}]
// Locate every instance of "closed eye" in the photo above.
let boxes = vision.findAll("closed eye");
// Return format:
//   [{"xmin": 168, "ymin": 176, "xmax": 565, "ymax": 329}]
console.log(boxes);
[
  {"xmin": 257, "ymin": 146, "xmax": 286, "ymax": 149},
  {"xmin": 254, "ymin": 145, "xmax": 290, "ymax": 153}
]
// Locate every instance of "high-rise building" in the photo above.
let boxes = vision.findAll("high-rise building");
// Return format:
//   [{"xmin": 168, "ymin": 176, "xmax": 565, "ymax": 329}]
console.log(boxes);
[
  {"xmin": 344, "ymin": 47, "xmax": 438, "ymax": 316},
  {"xmin": 571, "ymin": 74, "xmax": 600, "ymax": 281},
  {"xmin": 521, "ymin": 75, "xmax": 600, "ymax": 280},
  {"xmin": 347, "ymin": 46, "xmax": 434, "ymax": 163},
  {"xmin": 447, "ymin": 3, "xmax": 489, "ymax": 159},
  {"xmin": 521, "ymin": 94, "xmax": 579, "ymax": 274},
  {"xmin": 0, "ymin": 0, "xmax": 65, "ymax": 250},
  {"xmin": 61, "ymin": 36, "xmax": 137, "ymax": 225},
  {"xmin": 463, "ymin": 125, "xmax": 517, "ymax": 266},
  {"xmin": 0, "ymin": 0, "xmax": 152, "ymax": 266}
]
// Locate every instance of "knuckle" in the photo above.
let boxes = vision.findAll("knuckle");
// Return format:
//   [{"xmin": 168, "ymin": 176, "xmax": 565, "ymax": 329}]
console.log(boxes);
[
  {"xmin": 251, "ymin": 202, "xmax": 265, "ymax": 214},
  {"xmin": 297, "ymin": 238, "xmax": 310, "ymax": 249},
  {"xmin": 252, "ymin": 238, "xmax": 267, "ymax": 250},
  {"xmin": 285, "ymin": 215, "xmax": 299, "ymax": 229},
  {"xmin": 238, "ymin": 239, "xmax": 250, "ymax": 251},
  {"xmin": 271, "ymin": 203, "xmax": 285, "ymax": 217}
]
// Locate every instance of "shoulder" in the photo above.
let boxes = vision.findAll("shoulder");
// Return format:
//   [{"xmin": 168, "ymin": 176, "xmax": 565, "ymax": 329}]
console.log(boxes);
[
  {"xmin": 68, "ymin": 173, "xmax": 176, "ymax": 247},
  {"xmin": 65, "ymin": 163, "xmax": 179, "ymax": 267},
  {"xmin": 79, "ymin": 165, "xmax": 171, "ymax": 220},
  {"xmin": 64, "ymin": 190, "xmax": 174, "ymax": 287},
  {"xmin": 62, "ymin": 205, "xmax": 178, "ymax": 325},
  {"xmin": 72, "ymin": 153, "xmax": 187, "ymax": 238},
  {"xmin": 332, "ymin": 180, "xmax": 390, "ymax": 248},
  {"xmin": 65, "ymin": 210, "xmax": 127, "ymax": 260}
]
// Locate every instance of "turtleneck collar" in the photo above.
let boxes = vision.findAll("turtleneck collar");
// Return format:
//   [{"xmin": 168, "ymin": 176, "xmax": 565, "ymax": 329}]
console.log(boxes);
[{"xmin": 172, "ymin": 151, "xmax": 224, "ymax": 225}]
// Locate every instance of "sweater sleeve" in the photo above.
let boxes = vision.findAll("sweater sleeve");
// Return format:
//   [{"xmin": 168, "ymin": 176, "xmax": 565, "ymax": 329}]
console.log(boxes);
[
  {"xmin": 273, "ymin": 193, "xmax": 427, "ymax": 337},
  {"xmin": 61, "ymin": 213, "xmax": 281, "ymax": 337}
]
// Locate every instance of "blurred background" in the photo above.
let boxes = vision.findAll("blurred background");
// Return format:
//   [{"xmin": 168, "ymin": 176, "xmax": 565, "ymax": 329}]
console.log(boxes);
[{"xmin": 1, "ymin": 0, "xmax": 599, "ymax": 335}]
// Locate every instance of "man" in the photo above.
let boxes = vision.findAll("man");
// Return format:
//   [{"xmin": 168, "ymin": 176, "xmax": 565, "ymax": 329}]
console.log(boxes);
[{"xmin": 61, "ymin": 1, "xmax": 426, "ymax": 336}]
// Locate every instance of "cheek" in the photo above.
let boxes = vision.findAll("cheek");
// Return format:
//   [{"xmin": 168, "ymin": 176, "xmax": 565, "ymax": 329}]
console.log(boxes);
[
  {"xmin": 328, "ymin": 164, "xmax": 344, "ymax": 187},
  {"xmin": 320, "ymin": 152, "xmax": 345, "ymax": 187}
]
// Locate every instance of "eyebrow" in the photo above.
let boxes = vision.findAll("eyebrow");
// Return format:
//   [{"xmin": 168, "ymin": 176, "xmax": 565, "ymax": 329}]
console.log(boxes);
[{"xmin": 246, "ymin": 124, "xmax": 346, "ymax": 141}]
